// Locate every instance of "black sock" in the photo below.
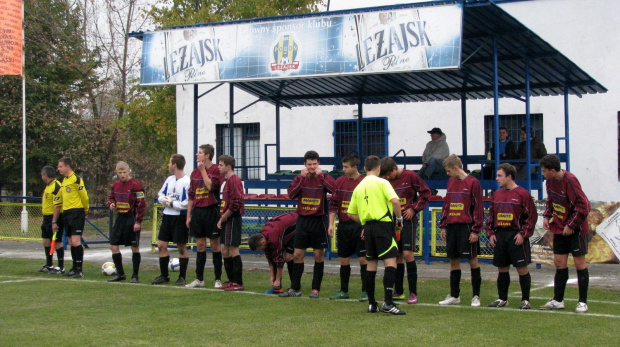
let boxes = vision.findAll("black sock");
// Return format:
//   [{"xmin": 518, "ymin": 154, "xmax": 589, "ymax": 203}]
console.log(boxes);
[
  {"xmin": 384, "ymin": 266, "xmax": 396, "ymax": 305},
  {"xmin": 224, "ymin": 257, "xmax": 233, "ymax": 282},
  {"xmin": 519, "ymin": 272, "xmax": 531, "ymax": 301},
  {"xmin": 292, "ymin": 262, "xmax": 304, "ymax": 291},
  {"xmin": 132, "ymin": 253, "xmax": 141, "ymax": 277},
  {"xmin": 450, "ymin": 269, "xmax": 462, "ymax": 298},
  {"xmin": 365, "ymin": 270, "xmax": 377, "ymax": 305},
  {"xmin": 554, "ymin": 268, "xmax": 569, "ymax": 302},
  {"xmin": 312, "ymin": 262, "xmax": 324, "ymax": 291},
  {"xmin": 360, "ymin": 264, "xmax": 367, "ymax": 292},
  {"xmin": 196, "ymin": 251, "xmax": 207, "ymax": 281},
  {"xmin": 395, "ymin": 263, "xmax": 405, "ymax": 294},
  {"xmin": 340, "ymin": 265, "xmax": 351, "ymax": 293},
  {"xmin": 112, "ymin": 253, "xmax": 124, "ymax": 275},
  {"xmin": 160, "ymin": 256, "xmax": 170, "ymax": 277},
  {"xmin": 179, "ymin": 257, "xmax": 189, "ymax": 279},
  {"xmin": 70, "ymin": 246, "xmax": 77, "ymax": 269},
  {"xmin": 213, "ymin": 251, "xmax": 222, "ymax": 281},
  {"xmin": 498, "ymin": 272, "xmax": 510, "ymax": 301},
  {"xmin": 45, "ymin": 246, "xmax": 52, "ymax": 267},
  {"xmin": 286, "ymin": 260, "xmax": 294, "ymax": 285},
  {"xmin": 233, "ymin": 255, "xmax": 243, "ymax": 285},
  {"xmin": 406, "ymin": 261, "xmax": 418, "ymax": 295},
  {"xmin": 471, "ymin": 267, "xmax": 481, "ymax": 297},
  {"xmin": 577, "ymin": 268, "xmax": 589, "ymax": 303},
  {"xmin": 74, "ymin": 246, "xmax": 84, "ymax": 271},
  {"xmin": 56, "ymin": 248, "xmax": 64, "ymax": 269}
]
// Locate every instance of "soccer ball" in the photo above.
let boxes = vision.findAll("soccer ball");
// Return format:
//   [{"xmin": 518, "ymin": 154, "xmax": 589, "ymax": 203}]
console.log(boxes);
[
  {"xmin": 169, "ymin": 258, "xmax": 180, "ymax": 272},
  {"xmin": 101, "ymin": 262, "xmax": 117, "ymax": 276},
  {"xmin": 160, "ymin": 195, "xmax": 176, "ymax": 207}
]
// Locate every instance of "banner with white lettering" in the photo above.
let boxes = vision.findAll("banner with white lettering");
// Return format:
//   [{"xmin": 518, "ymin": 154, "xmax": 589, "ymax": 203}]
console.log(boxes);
[
  {"xmin": 0, "ymin": 0, "xmax": 23, "ymax": 76},
  {"xmin": 139, "ymin": 4, "xmax": 462, "ymax": 85}
]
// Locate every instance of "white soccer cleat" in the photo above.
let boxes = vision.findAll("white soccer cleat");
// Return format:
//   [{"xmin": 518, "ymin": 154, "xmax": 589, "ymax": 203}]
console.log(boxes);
[
  {"xmin": 439, "ymin": 295, "xmax": 461, "ymax": 305},
  {"xmin": 539, "ymin": 299, "xmax": 565, "ymax": 310},
  {"xmin": 185, "ymin": 279, "xmax": 205, "ymax": 288},
  {"xmin": 471, "ymin": 295, "xmax": 481, "ymax": 307},
  {"xmin": 575, "ymin": 302, "xmax": 589, "ymax": 313},
  {"xmin": 214, "ymin": 279, "xmax": 223, "ymax": 289}
]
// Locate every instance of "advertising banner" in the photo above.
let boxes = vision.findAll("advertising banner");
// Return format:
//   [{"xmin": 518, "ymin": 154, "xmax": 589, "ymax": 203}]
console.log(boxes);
[
  {"xmin": 140, "ymin": 4, "xmax": 462, "ymax": 85},
  {"xmin": 0, "ymin": 0, "xmax": 23, "ymax": 76}
]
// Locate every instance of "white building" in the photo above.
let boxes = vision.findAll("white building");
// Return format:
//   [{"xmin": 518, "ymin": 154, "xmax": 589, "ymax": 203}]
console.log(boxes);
[{"xmin": 173, "ymin": 0, "xmax": 619, "ymax": 201}]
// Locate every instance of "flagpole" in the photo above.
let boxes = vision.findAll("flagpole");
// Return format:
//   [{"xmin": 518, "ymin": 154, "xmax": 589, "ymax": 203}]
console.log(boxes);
[{"xmin": 20, "ymin": 0, "xmax": 28, "ymax": 234}]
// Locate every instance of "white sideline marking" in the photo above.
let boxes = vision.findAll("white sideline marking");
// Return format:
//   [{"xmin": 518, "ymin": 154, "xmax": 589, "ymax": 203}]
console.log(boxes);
[
  {"xmin": 512, "ymin": 277, "xmax": 603, "ymax": 294},
  {"xmin": 0, "ymin": 278, "xmax": 48, "ymax": 284}
]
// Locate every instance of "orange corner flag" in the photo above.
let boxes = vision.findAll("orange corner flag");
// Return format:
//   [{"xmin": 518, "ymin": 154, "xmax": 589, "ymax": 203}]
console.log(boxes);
[{"xmin": 0, "ymin": 0, "xmax": 23, "ymax": 76}]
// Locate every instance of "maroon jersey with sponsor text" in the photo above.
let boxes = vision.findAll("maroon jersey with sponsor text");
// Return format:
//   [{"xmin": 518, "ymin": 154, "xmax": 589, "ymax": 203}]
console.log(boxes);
[
  {"xmin": 288, "ymin": 173, "xmax": 335, "ymax": 217},
  {"xmin": 485, "ymin": 186, "xmax": 537, "ymax": 238},
  {"xmin": 261, "ymin": 212, "xmax": 298, "ymax": 268},
  {"xmin": 107, "ymin": 179, "xmax": 146, "ymax": 223},
  {"xmin": 329, "ymin": 174, "xmax": 364, "ymax": 222},
  {"xmin": 439, "ymin": 175, "xmax": 484, "ymax": 233},
  {"xmin": 220, "ymin": 174, "xmax": 244, "ymax": 216},
  {"xmin": 543, "ymin": 170, "xmax": 590, "ymax": 235},
  {"xmin": 188, "ymin": 164, "xmax": 222, "ymax": 208},
  {"xmin": 388, "ymin": 169, "xmax": 431, "ymax": 219}
]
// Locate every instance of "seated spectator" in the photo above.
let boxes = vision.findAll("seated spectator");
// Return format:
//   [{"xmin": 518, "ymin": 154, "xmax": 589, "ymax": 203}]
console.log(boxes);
[
  {"xmin": 418, "ymin": 127, "xmax": 450, "ymax": 180},
  {"xmin": 483, "ymin": 127, "xmax": 517, "ymax": 179},
  {"xmin": 516, "ymin": 126, "xmax": 547, "ymax": 180}
]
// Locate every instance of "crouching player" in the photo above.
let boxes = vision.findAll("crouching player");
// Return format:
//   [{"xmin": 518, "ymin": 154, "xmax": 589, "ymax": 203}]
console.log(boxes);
[{"xmin": 248, "ymin": 212, "xmax": 298, "ymax": 294}]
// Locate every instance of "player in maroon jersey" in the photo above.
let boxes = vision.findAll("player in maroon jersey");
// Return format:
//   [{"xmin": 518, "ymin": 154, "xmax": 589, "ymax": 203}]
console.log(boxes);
[
  {"xmin": 485, "ymin": 163, "xmax": 537, "ymax": 309},
  {"xmin": 185, "ymin": 144, "xmax": 224, "ymax": 289},
  {"xmin": 248, "ymin": 212, "xmax": 298, "ymax": 293},
  {"xmin": 107, "ymin": 161, "xmax": 146, "ymax": 283},
  {"xmin": 279, "ymin": 150, "xmax": 335, "ymax": 298},
  {"xmin": 380, "ymin": 157, "xmax": 431, "ymax": 304},
  {"xmin": 438, "ymin": 154, "xmax": 484, "ymax": 307},
  {"xmin": 217, "ymin": 155, "xmax": 246, "ymax": 291},
  {"xmin": 539, "ymin": 154, "xmax": 591, "ymax": 313},
  {"xmin": 327, "ymin": 154, "xmax": 367, "ymax": 301}
]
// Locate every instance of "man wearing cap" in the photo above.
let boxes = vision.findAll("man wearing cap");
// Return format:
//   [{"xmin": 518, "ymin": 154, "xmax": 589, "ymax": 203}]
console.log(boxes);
[{"xmin": 418, "ymin": 127, "xmax": 450, "ymax": 180}]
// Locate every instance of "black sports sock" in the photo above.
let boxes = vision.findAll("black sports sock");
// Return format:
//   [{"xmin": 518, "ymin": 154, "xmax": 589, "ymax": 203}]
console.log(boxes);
[
  {"xmin": 340, "ymin": 264, "xmax": 351, "ymax": 293},
  {"xmin": 286, "ymin": 260, "xmax": 294, "ymax": 285},
  {"xmin": 519, "ymin": 272, "xmax": 531, "ymax": 301},
  {"xmin": 212, "ymin": 251, "xmax": 222, "ymax": 281},
  {"xmin": 312, "ymin": 262, "xmax": 324, "ymax": 291},
  {"xmin": 384, "ymin": 266, "xmax": 396, "ymax": 305},
  {"xmin": 577, "ymin": 268, "xmax": 589, "ymax": 303},
  {"xmin": 406, "ymin": 261, "xmax": 418, "ymax": 294},
  {"xmin": 292, "ymin": 262, "xmax": 304, "ymax": 291},
  {"xmin": 112, "ymin": 253, "xmax": 124, "ymax": 275},
  {"xmin": 360, "ymin": 264, "xmax": 367, "ymax": 292},
  {"xmin": 471, "ymin": 267, "xmax": 481, "ymax": 297},
  {"xmin": 450, "ymin": 269, "xmax": 462, "ymax": 298},
  {"xmin": 196, "ymin": 251, "xmax": 207, "ymax": 281},
  {"xmin": 224, "ymin": 257, "xmax": 233, "ymax": 282},
  {"xmin": 365, "ymin": 271, "xmax": 377, "ymax": 305},
  {"xmin": 395, "ymin": 263, "xmax": 405, "ymax": 294},
  {"xmin": 74, "ymin": 246, "xmax": 84, "ymax": 270},
  {"xmin": 233, "ymin": 255, "xmax": 243, "ymax": 285},
  {"xmin": 70, "ymin": 246, "xmax": 77, "ymax": 270},
  {"xmin": 498, "ymin": 272, "xmax": 510, "ymax": 301},
  {"xmin": 554, "ymin": 268, "xmax": 569, "ymax": 302},
  {"xmin": 132, "ymin": 253, "xmax": 141, "ymax": 277},
  {"xmin": 45, "ymin": 246, "xmax": 52, "ymax": 267},
  {"xmin": 56, "ymin": 247, "xmax": 64, "ymax": 269},
  {"xmin": 179, "ymin": 257, "xmax": 189, "ymax": 279},
  {"xmin": 160, "ymin": 256, "xmax": 170, "ymax": 277}
]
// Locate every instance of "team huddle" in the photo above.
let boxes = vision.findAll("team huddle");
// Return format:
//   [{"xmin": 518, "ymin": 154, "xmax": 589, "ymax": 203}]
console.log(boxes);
[{"xmin": 37, "ymin": 148, "xmax": 591, "ymax": 315}]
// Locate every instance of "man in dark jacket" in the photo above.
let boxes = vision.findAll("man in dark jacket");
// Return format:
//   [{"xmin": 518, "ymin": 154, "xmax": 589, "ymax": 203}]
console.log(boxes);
[
  {"xmin": 483, "ymin": 127, "xmax": 517, "ymax": 179},
  {"xmin": 516, "ymin": 127, "xmax": 547, "ymax": 180}
]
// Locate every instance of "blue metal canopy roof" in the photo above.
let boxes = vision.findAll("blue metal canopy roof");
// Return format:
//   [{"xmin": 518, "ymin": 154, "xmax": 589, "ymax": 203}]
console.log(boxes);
[{"xmin": 130, "ymin": 0, "xmax": 606, "ymax": 108}]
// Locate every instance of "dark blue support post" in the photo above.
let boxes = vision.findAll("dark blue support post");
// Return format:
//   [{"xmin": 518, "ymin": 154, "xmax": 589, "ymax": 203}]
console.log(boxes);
[
  {"xmin": 194, "ymin": 84, "xmax": 199, "ymax": 170},
  {"xmin": 564, "ymin": 86, "xmax": 570, "ymax": 171},
  {"xmin": 461, "ymin": 92, "xmax": 468, "ymax": 170},
  {"xmin": 525, "ymin": 59, "xmax": 532, "ymax": 192},
  {"xmin": 357, "ymin": 99, "xmax": 363, "ymax": 158},
  {"xmin": 275, "ymin": 101, "xmax": 281, "ymax": 171},
  {"xmin": 492, "ymin": 37, "xmax": 500, "ymax": 190},
  {"xmin": 229, "ymin": 83, "xmax": 235, "ymax": 156},
  {"xmin": 423, "ymin": 205, "xmax": 431, "ymax": 264}
]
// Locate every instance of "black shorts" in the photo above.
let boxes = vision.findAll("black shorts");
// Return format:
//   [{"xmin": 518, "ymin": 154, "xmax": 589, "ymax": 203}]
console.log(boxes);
[
  {"xmin": 336, "ymin": 221, "xmax": 366, "ymax": 259},
  {"xmin": 445, "ymin": 223, "xmax": 479, "ymax": 259},
  {"xmin": 294, "ymin": 215, "xmax": 328, "ymax": 250},
  {"xmin": 220, "ymin": 214, "xmax": 242, "ymax": 247},
  {"xmin": 110, "ymin": 213, "xmax": 140, "ymax": 247},
  {"xmin": 41, "ymin": 214, "xmax": 63, "ymax": 240},
  {"xmin": 63, "ymin": 208, "xmax": 85, "ymax": 236},
  {"xmin": 397, "ymin": 217, "xmax": 417, "ymax": 252},
  {"xmin": 365, "ymin": 221, "xmax": 399, "ymax": 261},
  {"xmin": 492, "ymin": 229, "xmax": 531, "ymax": 268},
  {"xmin": 158, "ymin": 214, "xmax": 189, "ymax": 244},
  {"xmin": 190, "ymin": 205, "xmax": 220, "ymax": 239},
  {"xmin": 553, "ymin": 232, "xmax": 588, "ymax": 256}
]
